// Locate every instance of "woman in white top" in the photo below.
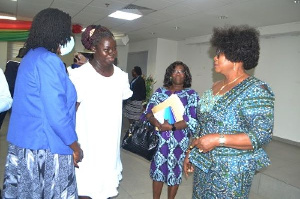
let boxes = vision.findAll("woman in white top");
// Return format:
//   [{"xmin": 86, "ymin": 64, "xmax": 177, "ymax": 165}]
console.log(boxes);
[
  {"xmin": 0, "ymin": 68, "xmax": 12, "ymax": 113},
  {"xmin": 69, "ymin": 25, "xmax": 132, "ymax": 199}
]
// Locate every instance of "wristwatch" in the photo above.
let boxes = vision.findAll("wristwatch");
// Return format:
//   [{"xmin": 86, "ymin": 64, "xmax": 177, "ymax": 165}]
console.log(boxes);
[
  {"xmin": 171, "ymin": 123, "xmax": 176, "ymax": 131},
  {"xmin": 219, "ymin": 134, "xmax": 225, "ymax": 147}
]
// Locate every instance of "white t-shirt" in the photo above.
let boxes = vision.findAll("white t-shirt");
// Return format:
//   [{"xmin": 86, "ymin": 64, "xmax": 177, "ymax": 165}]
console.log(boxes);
[{"xmin": 0, "ymin": 68, "xmax": 12, "ymax": 113}]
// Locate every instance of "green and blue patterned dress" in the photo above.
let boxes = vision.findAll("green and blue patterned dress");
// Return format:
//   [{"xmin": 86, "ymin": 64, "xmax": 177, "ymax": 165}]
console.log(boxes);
[{"xmin": 191, "ymin": 76, "xmax": 275, "ymax": 199}]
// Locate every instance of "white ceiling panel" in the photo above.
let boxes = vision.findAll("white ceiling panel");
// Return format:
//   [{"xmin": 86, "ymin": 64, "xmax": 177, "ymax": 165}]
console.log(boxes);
[
  {"xmin": 113, "ymin": 0, "xmax": 137, "ymax": 4},
  {"xmin": 0, "ymin": 0, "xmax": 299, "ymax": 42},
  {"xmin": 112, "ymin": 20, "xmax": 150, "ymax": 33},
  {"xmin": 89, "ymin": 0, "xmax": 128, "ymax": 10},
  {"xmin": 133, "ymin": 0, "xmax": 177, "ymax": 10},
  {"xmin": 134, "ymin": 16, "xmax": 161, "ymax": 26},
  {"xmin": 81, "ymin": 6, "xmax": 111, "ymax": 17},
  {"xmin": 159, "ymin": 4, "xmax": 198, "ymax": 17},
  {"xmin": 95, "ymin": 17, "xmax": 126, "ymax": 29}
]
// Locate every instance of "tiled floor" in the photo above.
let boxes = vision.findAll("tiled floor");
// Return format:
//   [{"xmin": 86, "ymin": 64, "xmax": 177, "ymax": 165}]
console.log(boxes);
[{"xmin": 1, "ymin": 113, "xmax": 300, "ymax": 199}]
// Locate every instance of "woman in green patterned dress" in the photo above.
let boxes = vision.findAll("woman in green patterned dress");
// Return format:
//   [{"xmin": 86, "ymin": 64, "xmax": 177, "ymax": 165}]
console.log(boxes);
[{"xmin": 183, "ymin": 25, "xmax": 275, "ymax": 198}]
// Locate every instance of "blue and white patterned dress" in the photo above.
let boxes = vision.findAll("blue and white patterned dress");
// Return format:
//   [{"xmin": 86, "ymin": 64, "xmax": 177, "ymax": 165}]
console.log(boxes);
[
  {"xmin": 191, "ymin": 76, "xmax": 275, "ymax": 198},
  {"xmin": 145, "ymin": 87, "xmax": 199, "ymax": 186}
]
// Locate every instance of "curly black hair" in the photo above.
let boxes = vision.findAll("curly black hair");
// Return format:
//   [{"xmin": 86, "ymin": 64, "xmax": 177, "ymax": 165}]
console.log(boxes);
[
  {"xmin": 163, "ymin": 61, "xmax": 192, "ymax": 88},
  {"xmin": 81, "ymin": 25, "xmax": 114, "ymax": 50},
  {"xmin": 24, "ymin": 8, "xmax": 71, "ymax": 55},
  {"xmin": 210, "ymin": 25, "xmax": 260, "ymax": 70}
]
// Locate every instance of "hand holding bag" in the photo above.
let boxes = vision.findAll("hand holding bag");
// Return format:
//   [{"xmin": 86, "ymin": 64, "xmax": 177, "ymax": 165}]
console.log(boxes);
[{"xmin": 122, "ymin": 120, "xmax": 159, "ymax": 161}]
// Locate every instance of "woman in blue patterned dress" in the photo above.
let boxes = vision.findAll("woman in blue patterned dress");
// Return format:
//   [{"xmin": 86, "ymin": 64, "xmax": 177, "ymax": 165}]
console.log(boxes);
[
  {"xmin": 183, "ymin": 25, "xmax": 275, "ymax": 198},
  {"xmin": 145, "ymin": 61, "xmax": 199, "ymax": 199}
]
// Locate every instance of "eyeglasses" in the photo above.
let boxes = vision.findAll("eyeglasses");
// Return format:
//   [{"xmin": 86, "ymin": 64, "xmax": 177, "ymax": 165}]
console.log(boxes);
[{"xmin": 173, "ymin": 70, "xmax": 185, "ymax": 74}]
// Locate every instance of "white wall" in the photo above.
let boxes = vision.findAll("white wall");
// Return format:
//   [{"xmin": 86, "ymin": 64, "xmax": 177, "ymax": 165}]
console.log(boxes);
[
  {"xmin": 126, "ymin": 38, "xmax": 178, "ymax": 91},
  {"xmin": 0, "ymin": 42, "xmax": 8, "ymax": 70},
  {"xmin": 258, "ymin": 34, "xmax": 300, "ymax": 141},
  {"xmin": 116, "ymin": 45, "xmax": 129, "ymax": 71},
  {"xmin": 128, "ymin": 38, "xmax": 158, "ymax": 76},
  {"xmin": 153, "ymin": 38, "xmax": 178, "ymax": 91}
]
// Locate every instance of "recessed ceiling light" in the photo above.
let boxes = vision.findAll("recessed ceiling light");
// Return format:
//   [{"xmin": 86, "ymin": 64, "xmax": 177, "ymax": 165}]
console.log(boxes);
[
  {"xmin": 109, "ymin": 10, "xmax": 142, "ymax": 21},
  {"xmin": 174, "ymin": 26, "xmax": 180, "ymax": 30},
  {"xmin": 294, "ymin": 0, "xmax": 300, "ymax": 3}
]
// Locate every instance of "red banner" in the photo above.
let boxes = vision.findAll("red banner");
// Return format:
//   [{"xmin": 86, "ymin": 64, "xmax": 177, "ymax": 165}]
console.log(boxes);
[{"xmin": 0, "ymin": 19, "xmax": 32, "ymax": 30}]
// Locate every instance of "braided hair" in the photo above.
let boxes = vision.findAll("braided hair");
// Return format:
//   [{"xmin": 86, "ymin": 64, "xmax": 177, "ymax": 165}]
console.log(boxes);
[
  {"xmin": 81, "ymin": 25, "xmax": 114, "ymax": 50},
  {"xmin": 25, "ymin": 8, "xmax": 71, "ymax": 55},
  {"xmin": 163, "ymin": 61, "xmax": 192, "ymax": 88}
]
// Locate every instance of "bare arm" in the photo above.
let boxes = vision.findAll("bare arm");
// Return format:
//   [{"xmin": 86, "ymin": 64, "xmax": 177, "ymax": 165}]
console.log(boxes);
[
  {"xmin": 146, "ymin": 112, "xmax": 187, "ymax": 131},
  {"xmin": 69, "ymin": 141, "xmax": 83, "ymax": 168},
  {"xmin": 192, "ymin": 133, "xmax": 253, "ymax": 153}
]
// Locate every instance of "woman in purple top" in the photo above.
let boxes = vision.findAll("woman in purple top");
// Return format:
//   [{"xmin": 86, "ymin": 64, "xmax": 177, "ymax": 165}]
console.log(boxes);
[{"xmin": 145, "ymin": 61, "xmax": 199, "ymax": 199}]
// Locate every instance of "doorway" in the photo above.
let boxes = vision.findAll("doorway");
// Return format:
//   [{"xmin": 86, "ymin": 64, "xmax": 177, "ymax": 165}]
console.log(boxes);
[{"xmin": 127, "ymin": 51, "xmax": 148, "ymax": 81}]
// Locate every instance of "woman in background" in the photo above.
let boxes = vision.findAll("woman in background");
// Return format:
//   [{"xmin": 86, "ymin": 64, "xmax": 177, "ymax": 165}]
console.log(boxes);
[
  {"xmin": 184, "ymin": 25, "xmax": 275, "ymax": 198},
  {"xmin": 145, "ymin": 61, "xmax": 199, "ymax": 199},
  {"xmin": 3, "ymin": 8, "xmax": 82, "ymax": 198},
  {"xmin": 69, "ymin": 25, "xmax": 132, "ymax": 199},
  {"xmin": 124, "ymin": 66, "xmax": 146, "ymax": 124}
]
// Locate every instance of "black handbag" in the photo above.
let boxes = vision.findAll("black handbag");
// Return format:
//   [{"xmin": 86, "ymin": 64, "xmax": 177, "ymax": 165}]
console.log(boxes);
[{"xmin": 122, "ymin": 120, "xmax": 159, "ymax": 161}]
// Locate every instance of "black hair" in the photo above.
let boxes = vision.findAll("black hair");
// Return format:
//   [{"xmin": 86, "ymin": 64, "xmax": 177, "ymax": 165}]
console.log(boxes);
[
  {"xmin": 133, "ymin": 66, "xmax": 142, "ymax": 75},
  {"xmin": 24, "ymin": 8, "xmax": 71, "ymax": 55},
  {"xmin": 163, "ymin": 61, "xmax": 192, "ymax": 88},
  {"xmin": 81, "ymin": 25, "xmax": 114, "ymax": 50},
  {"xmin": 80, "ymin": 52, "xmax": 94, "ymax": 60},
  {"xmin": 16, "ymin": 47, "xmax": 26, "ymax": 58},
  {"xmin": 210, "ymin": 25, "xmax": 260, "ymax": 70}
]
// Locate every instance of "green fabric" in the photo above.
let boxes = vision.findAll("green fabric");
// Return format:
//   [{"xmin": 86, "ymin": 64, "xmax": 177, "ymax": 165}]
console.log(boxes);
[{"xmin": 0, "ymin": 31, "xmax": 29, "ymax": 41}]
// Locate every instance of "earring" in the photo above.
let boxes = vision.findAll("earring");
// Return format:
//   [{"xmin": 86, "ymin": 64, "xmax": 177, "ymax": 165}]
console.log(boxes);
[
  {"xmin": 233, "ymin": 63, "xmax": 236, "ymax": 71},
  {"xmin": 169, "ymin": 77, "xmax": 172, "ymax": 80}
]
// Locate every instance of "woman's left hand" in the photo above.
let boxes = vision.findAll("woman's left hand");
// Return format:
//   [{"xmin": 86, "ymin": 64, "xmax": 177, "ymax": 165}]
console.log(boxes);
[
  {"xmin": 183, "ymin": 155, "xmax": 194, "ymax": 178},
  {"xmin": 192, "ymin": 134, "xmax": 219, "ymax": 153}
]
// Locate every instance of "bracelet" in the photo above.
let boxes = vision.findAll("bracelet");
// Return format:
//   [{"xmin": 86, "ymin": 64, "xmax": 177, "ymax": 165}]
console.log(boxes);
[
  {"xmin": 185, "ymin": 145, "xmax": 194, "ymax": 154},
  {"xmin": 219, "ymin": 134, "xmax": 225, "ymax": 147}
]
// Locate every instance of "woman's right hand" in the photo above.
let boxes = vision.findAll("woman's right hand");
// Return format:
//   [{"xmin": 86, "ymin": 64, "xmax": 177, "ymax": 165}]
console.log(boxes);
[
  {"xmin": 69, "ymin": 141, "xmax": 84, "ymax": 168},
  {"xmin": 183, "ymin": 154, "xmax": 194, "ymax": 178}
]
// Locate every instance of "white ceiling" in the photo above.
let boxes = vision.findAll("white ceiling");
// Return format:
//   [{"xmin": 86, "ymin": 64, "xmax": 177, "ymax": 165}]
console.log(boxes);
[{"xmin": 1, "ymin": 0, "xmax": 300, "ymax": 42}]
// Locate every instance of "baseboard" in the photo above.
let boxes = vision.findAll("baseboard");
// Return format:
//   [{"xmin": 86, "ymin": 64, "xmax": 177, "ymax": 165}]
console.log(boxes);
[{"xmin": 273, "ymin": 136, "xmax": 300, "ymax": 147}]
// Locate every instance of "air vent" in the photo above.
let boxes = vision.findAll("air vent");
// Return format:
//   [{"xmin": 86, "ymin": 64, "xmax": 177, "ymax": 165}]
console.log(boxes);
[{"xmin": 122, "ymin": 4, "xmax": 156, "ymax": 15}]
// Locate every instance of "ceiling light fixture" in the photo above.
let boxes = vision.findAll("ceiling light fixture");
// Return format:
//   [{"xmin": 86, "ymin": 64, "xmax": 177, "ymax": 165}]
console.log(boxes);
[
  {"xmin": 174, "ymin": 26, "xmax": 180, "ymax": 30},
  {"xmin": 294, "ymin": 0, "xmax": 300, "ymax": 3},
  {"xmin": 109, "ymin": 10, "xmax": 142, "ymax": 21},
  {"xmin": 0, "ymin": 14, "xmax": 16, "ymax": 20}
]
